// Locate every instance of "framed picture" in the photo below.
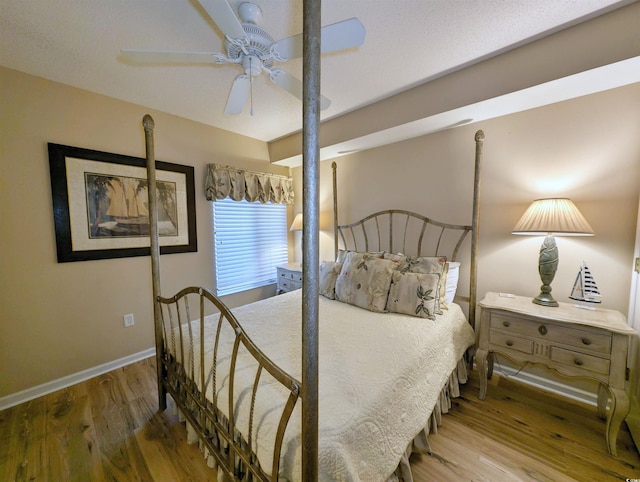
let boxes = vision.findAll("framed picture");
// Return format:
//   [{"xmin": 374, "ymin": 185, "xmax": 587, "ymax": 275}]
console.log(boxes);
[{"xmin": 48, "ymin": 143, "xmax": 197, "ymax": 262}]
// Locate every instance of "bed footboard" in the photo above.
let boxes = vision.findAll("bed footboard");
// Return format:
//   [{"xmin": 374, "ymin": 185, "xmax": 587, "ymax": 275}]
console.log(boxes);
[{"xmin": 157, "ymin": 287, "xmax": 301, "ymax": 481}]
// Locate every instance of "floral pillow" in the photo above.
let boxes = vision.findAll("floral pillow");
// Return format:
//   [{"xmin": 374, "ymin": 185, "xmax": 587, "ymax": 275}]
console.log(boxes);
[
  {"xmin": 397, "ymin": 256, "xmax": 447, "ymax": 312},
  {"xmin": 383, "ymin": 252, "xmax": 406, "ymax": 263},
  {"xmin": 335, "ymin": 252, "xmax": 395, "ymax": 312},
  {"xmin": 336, "ymin": 249, "xmax": 383, "ymax": 263},
  {"xmin": 319, "ymin": 261, "xmax": 343, "ymax": 299},
  {"xmin": 387, "ymin": 271, "xmax": 440, "ymax": 320}
]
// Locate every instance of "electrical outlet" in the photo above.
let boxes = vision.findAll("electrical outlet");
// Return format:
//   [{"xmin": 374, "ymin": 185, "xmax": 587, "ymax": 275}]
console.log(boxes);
[{"xmin": 123, "ymin": 313, "xmax": 135, "ymax": 327}]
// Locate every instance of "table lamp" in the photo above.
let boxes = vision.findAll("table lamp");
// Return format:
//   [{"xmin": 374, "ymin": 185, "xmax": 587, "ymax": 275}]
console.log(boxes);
[
  {"xmin": 512, "ymin": 198, "xmax": 593, "ymax": 307},
  {"xmin": 289, "ymin": 212, "xmax": 303, "ymax": 266},
  {"xmin": 289, "ymin": 212, "xmax": 303, "ymax": 232}
]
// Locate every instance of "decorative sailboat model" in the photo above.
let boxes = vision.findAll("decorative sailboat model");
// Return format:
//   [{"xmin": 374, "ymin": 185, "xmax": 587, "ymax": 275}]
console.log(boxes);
[{"xmin": 569, "ymin": 261, "xmax": 602, "ymax": 306}]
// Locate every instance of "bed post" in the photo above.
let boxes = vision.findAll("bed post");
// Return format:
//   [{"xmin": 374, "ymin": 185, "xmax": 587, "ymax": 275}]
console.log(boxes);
[
  {"xmin": 143, "ymin": 114, "xmax": 166, "ymax": 411},
  {"xmin": 302, "ymin": 0, "xmax": 320, "ymax": 479},
  {"xmin": 332, "ymin": 161, "xmax": 338, "ymax": 260},
  {"xmin": 469, "ymin": 130, "xmax": 484, "ymax": 329}
]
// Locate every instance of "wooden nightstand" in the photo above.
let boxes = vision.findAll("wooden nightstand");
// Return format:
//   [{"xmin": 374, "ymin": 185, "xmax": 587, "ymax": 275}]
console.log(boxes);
[
  {"xmin": 476, "ymin": 291, "xmax": 636, "ymax": 456},
  {"xmin": 276, "ymin": 263, "xmax": 302, "ymax": 294}
]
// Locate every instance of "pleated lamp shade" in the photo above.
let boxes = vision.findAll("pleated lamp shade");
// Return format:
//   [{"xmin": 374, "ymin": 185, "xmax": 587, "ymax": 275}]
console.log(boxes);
[
  {"xmin": 289, "ymin": 212, "xmax": 303, "ymax": 232},
  {"xmin": 512, "ymin": 198, "xmax": 594, "ymax": 236},
  {"xmin": 512, "ymin": 198, "xmax": 593, "ymax": 307}
]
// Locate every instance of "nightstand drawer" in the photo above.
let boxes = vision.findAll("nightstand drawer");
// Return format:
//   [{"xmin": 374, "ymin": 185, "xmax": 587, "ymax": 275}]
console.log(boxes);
[
  {"xmin": 276, "ymin": 264, "xmax": 303, "ymax": 294},
  {"xmin": 490, "ymin": 313, "xmax": 611, "ymax": 354},
  {"xmin": 280, "ymin": 270, "xmax": 303, "ymax": 282},
  {"xmin": 550, "ymin": 347, "xmax": 610, "ymax": 375},
  {"xmin": 490, "ymin": 330, "xmax": 533, "ymax": 355},
  {"xmin": 557, "ymin": 328, "xmax": 611, "ymax": 354},
  {"xmin": 491, "ymin": 313, "xmax": 541, "ymax": 336},
  {"xmin": 279, "ymin": 279, "xmax": 301, "ymax": 292}
]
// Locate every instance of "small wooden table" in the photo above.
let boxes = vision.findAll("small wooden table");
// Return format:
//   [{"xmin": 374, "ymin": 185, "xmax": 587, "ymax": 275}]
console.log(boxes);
[
  {"xmin": 276, "ymin": 263, "xmax": 303, "ymax": 294},
  {"xmin": 476, "ymin": 291, "xmax": 636, "ymax": 456}
]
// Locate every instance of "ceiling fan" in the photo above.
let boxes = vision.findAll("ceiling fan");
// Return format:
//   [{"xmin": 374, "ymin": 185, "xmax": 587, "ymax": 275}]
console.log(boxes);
[{"xmin": 121, "ymin": 0, "xmax": 366, "ymax": 115}]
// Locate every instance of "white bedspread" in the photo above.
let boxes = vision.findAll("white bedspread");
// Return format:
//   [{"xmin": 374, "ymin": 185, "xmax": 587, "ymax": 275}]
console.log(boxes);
[{"xmin": 171, "ymin": 290, "xmax": 475, "ymax": 481}]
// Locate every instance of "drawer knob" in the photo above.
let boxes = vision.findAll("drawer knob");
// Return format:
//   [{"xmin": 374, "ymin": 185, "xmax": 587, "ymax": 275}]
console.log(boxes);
[
  {"xmin": 506, "ymin": 340, "xmax": 513, "ymax": 347},
  {"xmin": 502, "ymin": 321, "xmax": 511, "ymax": 327},
  {"xmin": 538, "ymin": 325, "xmax": 548, "ymax": 336},
  {"xmin": 574, "ymin": 358, "xmax": 584, "ymax": 366},
  {"xmin": 581, "ymin": 338, "xmax": 592, "ymax": 346}
]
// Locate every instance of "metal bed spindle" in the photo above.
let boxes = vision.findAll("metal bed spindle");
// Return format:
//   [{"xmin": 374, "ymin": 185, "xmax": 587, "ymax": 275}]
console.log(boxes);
[{"xmin": 154, "ymin": 286, "xmax": 303, "ymax": 481}]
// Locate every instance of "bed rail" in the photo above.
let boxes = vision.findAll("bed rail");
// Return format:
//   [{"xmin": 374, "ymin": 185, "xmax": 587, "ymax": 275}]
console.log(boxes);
[{"xmin": 157, "ymin": 286, "xmax": 301, "ymax": 481}]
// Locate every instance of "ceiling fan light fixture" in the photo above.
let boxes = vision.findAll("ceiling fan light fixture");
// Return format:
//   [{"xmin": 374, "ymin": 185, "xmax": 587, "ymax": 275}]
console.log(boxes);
[
  {"xmin": 238, "ymin": 2, "xmax": 263, "ymax": 24},
  {"xmin": 242, "ymin": 55, "xmax": 262, "ymax": 76}
]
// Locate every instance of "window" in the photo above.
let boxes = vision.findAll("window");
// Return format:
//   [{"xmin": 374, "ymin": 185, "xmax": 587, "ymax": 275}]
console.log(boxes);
[{"xmin": 212, "ymin": 198, "xmax": 288, "ymax": 296}]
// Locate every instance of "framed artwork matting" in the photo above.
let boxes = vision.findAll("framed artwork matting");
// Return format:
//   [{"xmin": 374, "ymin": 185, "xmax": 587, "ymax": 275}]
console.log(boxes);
[{"xmin": 48, "ymin": 143, "xmax": 197, "ymax": 262}]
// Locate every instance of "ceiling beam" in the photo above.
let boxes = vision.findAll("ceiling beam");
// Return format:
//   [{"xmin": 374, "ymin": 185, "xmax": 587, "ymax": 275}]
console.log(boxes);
[{"xmin": 269, "ymin": 1, "xmax": 640, "ymax": 167}]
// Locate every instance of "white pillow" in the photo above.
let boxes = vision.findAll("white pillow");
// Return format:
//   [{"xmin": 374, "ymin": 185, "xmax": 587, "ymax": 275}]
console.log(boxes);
[{"xmin": 445, "ymin": 261, "xmax": 460, "ymax": 305}]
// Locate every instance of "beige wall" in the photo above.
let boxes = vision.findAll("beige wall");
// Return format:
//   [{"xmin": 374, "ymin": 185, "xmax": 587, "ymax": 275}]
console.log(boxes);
[
  {"xmin": 0, "ymin": 67, "xmax": 290, "ymax": 398},
  {"xmin": 292, "ymin": 83, "xmax": 640, "ymax": 318},
  {"xmin": 2, "ymin": 64, "xmax": 639, "ymax": 401},
  {"xmin": 290, "ymin": 82, "xmax": 639, "ymax": 396}
]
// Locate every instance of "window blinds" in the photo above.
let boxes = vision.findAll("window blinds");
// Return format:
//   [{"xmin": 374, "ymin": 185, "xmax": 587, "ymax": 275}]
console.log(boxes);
[{"xmin": 212, "ymin": 198, "xmax": 288, "ymax": 296}]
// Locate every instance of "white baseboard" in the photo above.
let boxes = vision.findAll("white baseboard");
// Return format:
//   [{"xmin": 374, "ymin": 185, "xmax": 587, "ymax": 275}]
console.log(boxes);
[
  {"xmin": 0, "ymin": 348, "xmax": 156, "ymax": 411},
  {"xmin": 1, "ymin": 348, "xmax": 599, "ymax": 413},
  {"xmin": 494, "ymin": 364, "xmax": 598, "ymax": 407}
]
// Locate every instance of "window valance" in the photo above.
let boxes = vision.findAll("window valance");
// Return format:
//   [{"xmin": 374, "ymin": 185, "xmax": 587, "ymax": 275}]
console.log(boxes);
[{"xmin": 205, "ymin": 164, "xmax": 294, "ymax": 205}]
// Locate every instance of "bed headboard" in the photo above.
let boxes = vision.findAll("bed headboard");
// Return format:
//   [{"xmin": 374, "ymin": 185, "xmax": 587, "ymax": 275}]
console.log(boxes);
[
  {"xmin": 334, "ymin": 209, "xmax": 471, "ymax": 262},
  {"xmin": 331, "ymin": 130, "xmax": 483, "ymax": 327}
]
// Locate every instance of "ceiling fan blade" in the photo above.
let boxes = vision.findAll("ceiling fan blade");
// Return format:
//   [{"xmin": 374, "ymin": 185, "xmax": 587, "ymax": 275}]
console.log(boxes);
[
  {"xmin": 272, "ymin": 17, "xmax": 366, "ymax": 61},
  {"xmin": 225, "ymin": 74, "xmax": 251, "ymax": 115},
  {"xmin": 321, "ymin": 18, "xmax": 366, "ymax": 54},
  {"xmin": 269, "ymin": 69, "xmax": 331, "ymax": 110},
  {"xmin": 197, "ymin": 0, "xmax": 247, "ymax": 41},
  {"xmin": 120, "ymin": 49, "xmax": 223, "ymax": 64}
]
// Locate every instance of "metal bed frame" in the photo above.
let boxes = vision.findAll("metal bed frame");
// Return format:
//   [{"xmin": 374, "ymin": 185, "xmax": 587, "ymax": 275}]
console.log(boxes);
[
  {"xmin": 142, "ymin": 112, "xmax": 482, "ymax": 480},
  {"xmin": 141, "ymin": 6, "xmax": 484, "ymax": 478}
]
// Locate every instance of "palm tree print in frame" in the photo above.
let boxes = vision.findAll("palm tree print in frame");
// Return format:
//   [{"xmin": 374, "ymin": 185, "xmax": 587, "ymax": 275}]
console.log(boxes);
[
  {"xmin": 48, "ymin": 143, "xmax": 196, "ymax": 262},
  {"xmin": 85, "ymin": 173, "xmax": 178, "ymax": 238}
]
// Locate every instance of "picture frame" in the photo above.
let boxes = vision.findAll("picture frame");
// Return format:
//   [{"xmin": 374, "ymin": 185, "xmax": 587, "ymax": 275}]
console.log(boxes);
[{"xmin": 48, "ymin": 143, "xmax": 197, "ymax": 262}]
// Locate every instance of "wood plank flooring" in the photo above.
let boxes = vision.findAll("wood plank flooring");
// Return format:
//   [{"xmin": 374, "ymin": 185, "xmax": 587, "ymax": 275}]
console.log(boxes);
[
  {"xmin": 412, "ymin": 373, "xmax": 640, "ymax": 481},
  {"xmin": 1, "ymin": 357, "xmax": 639, "ymax": 481}
]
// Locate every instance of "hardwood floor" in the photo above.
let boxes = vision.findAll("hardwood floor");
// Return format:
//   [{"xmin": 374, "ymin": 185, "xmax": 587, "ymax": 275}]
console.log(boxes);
[
  {"xmin": 412, "ymin": 373, "xmax": 640, "ymax": 481},
  {"xmin": 1, "ymin": 357, "xmax": 638, "ymax": 481}
]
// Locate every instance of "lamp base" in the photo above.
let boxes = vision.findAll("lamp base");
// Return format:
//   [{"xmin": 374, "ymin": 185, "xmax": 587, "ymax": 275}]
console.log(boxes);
[
  {"xmin": 532, "ymin": 292, "xmax": 559, "ymax": 307},
  {"xmin": 533, "ymin": 234, "xmax": 560, "ymax": 307}
]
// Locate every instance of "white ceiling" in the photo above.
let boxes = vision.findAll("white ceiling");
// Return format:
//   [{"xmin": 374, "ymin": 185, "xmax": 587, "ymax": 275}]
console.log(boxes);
[{"xmin": 0, "ymin": 0, "xmax": 635, "ymax": 143}]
